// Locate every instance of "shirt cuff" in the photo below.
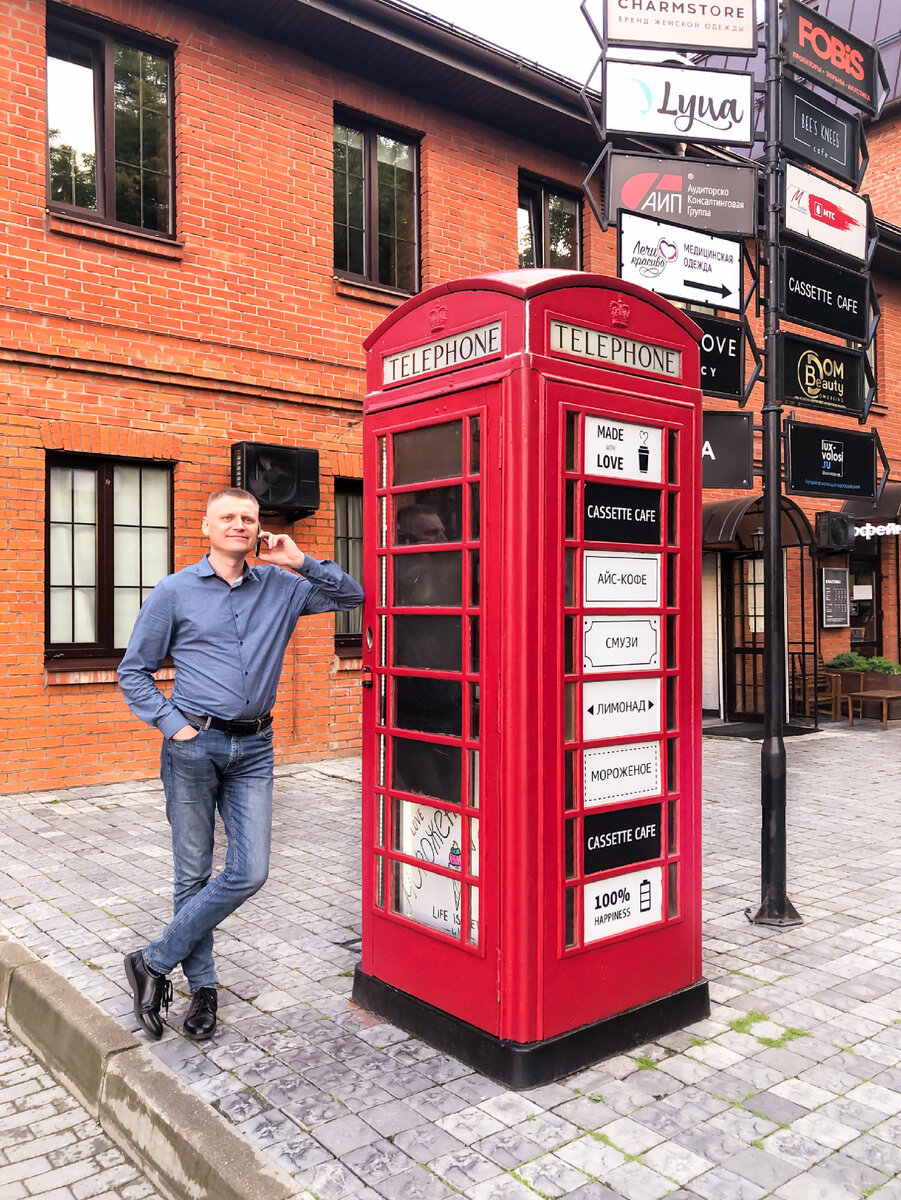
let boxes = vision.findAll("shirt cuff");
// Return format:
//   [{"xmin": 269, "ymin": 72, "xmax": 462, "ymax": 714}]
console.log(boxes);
[{"xmin": 159, "ymin": 710, "xmax": 190, "ymax": 739}]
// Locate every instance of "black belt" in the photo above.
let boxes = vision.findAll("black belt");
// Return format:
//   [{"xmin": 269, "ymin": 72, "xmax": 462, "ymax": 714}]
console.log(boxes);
[{"xmin": 180, "ymin": 710, "xmax": 273, "ymax": 736}]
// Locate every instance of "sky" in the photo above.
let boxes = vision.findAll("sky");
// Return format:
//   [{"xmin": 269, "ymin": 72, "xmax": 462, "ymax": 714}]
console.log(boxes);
[{"xmin": 397, "ymin": 0, "xmax": 601, "ymax": 84}]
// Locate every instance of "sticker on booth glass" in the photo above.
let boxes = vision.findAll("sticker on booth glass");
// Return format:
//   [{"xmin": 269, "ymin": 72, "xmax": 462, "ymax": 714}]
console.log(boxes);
[
  {"xmin": 395, "ymin": 799, "xmax": 462, "ymax": 872},
  {"xmin": 584, "ymin": 865, "xmax": 664, "ymax": 943},
  {"xmin": 583, "ymin": 677, "xmax": 662, "ymax": 741},
  {"xmin": 583, "ymin": 616, "xmax": 660, "ymax": 673},
  {"xmin": 584, "ymin": 483, "xmax": 661, "ymax": 545},
  {"xmin": 584, "ymin": 741, "xmax": 663, "ymax": 807},
  {"xmin": 584, "ymin": 551, "xmax": 661, "ymax": 608},
  {"xmin": 584, "ymin": 417, "xmax": 663, "ymax": 483},
  {"xmin": 395, "ymin": 862, "xmax": 463, "ymax": 940},
  {"xmin": 583, "ymin": 803, "xmax": 661, "ymax": 875}
]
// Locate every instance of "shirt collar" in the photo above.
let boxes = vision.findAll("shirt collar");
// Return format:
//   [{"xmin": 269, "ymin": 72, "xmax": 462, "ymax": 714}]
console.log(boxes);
[{"xmin": 192, "ymin": 555, "xmax": 260, "ymax": 583}]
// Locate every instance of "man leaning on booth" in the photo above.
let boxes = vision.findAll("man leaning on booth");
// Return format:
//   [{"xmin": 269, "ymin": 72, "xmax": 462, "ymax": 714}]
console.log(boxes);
[{"xmin": 118, "ymin": 487, "xmax": 364, "ymax": 1041}]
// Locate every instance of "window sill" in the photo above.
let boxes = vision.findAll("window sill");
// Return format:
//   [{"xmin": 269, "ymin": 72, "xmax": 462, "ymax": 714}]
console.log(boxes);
[
  {"xmin": 334, "ymin": 275, "xmax": 412, "ymax": 309},
  {"xmin": 47, "ymin": 211, "xmax": 184, "ymax": 259},
  {"xmin": 45, "ymin": 662, "xmax": 174, "ymax": 686},
  {"xmin": 334, "ymin": 655, "xmax": 363, "ymax": 672}
]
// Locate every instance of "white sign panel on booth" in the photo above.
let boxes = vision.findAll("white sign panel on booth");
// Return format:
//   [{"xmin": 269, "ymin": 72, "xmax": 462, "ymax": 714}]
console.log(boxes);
[
  {"xmin": 603, "ymin": 0, "xmax": 758, "ymax": 54},
  {"xmin": 584, "ymin": 865, "xmax": 664, "ymax": 943},
  {"xmin": 583, "ymin": 677, "xmax": 661, "ymax": 740},
  {"xmin": 605, "ymin": 60, "xmax": 754, "ymax": 147},
  {"xmin": 584, "ymin": 551, "xmax": 661, "ymax": 608},
  {"xmin": 584, "ymin": 741, "xmax": 663, "ymax": 807},
  {"xmin": 584, "ymin": 617, "xmax": 660, "ymax": 673},
  {"xmin": 619, "ymin": 211, "xmax": 743, "ymax": 312},
  {"xmin": 584, "ymin": 416, "xmax": 662, "ymax": 482},
  {"xmin": 784, "ymin": 163, "xmax": 869, "ymax": 263}
]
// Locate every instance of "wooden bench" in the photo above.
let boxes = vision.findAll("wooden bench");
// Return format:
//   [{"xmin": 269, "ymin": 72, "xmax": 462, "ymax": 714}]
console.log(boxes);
[{"xmin": 846, "ymin": 690, "xmax": 899, "ymax": 731}]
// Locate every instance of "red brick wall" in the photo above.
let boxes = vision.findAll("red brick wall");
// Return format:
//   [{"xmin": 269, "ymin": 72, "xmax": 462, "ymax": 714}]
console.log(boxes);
[{"xmin": 0, "ymin": 0, "xmax": 599, "ymax": 791}]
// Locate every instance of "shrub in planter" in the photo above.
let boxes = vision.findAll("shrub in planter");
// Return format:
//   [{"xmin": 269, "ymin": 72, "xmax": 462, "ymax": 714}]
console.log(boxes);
[
  {"xmin": 864, "ymin": 656, "xmax": 901, "ymax": 675},
  {"xmin": 825, "ymin": 651, "xmax": 869, "ymax": 671}
]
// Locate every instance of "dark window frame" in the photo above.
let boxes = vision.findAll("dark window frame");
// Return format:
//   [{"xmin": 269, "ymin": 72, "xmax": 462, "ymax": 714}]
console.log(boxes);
[
  {"xmin": 334, "ymin": 478, "xmax": 364, "ymax": 656},
  {"xmin": 46, "ymin": 4, "xmax": 176, "ymax": 238},
  {"xmin": 333, "ymin": 108, "xmax": 420, "ymax": 294},
  {"xmin": 45, "ymin": 453, "xmax": 175, "ymax": 668},
  {"xmin": 518, "ymin": 175, "xmax": 583, "ymax": 270}
]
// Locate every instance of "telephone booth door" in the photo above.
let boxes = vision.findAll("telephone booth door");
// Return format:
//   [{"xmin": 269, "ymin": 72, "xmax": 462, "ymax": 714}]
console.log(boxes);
[{"xmin": 360, "ymin": 389, "xmax": 500, "ymax": 1034}]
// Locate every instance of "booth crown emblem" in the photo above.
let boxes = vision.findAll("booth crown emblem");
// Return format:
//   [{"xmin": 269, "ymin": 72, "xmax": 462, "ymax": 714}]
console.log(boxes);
[
  {"xmin": 610, "ymin": 295, "xmax": 631, "ymax": 328},
  {"xmin": 428, "ymin": 304, "xmax": 448, "ymax": 332}
]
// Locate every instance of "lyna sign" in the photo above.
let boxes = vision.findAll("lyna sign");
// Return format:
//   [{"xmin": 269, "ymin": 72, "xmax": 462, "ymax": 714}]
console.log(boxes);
[{"xmin": 604, "ymin": 61, "xmax": 754, "ymax": 147}]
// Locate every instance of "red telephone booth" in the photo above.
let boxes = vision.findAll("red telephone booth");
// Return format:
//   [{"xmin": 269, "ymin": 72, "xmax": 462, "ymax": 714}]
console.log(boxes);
[{"xmin": 354, "ymin": 270, "xmax": 709, "ymax": 1086}]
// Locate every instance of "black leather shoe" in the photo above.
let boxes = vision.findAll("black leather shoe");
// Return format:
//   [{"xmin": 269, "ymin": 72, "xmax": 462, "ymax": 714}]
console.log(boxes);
[
  {"xmin": 183, "ymin": 987, "xmax": 218, "ymax": 1041},
  {"xmin": 124, "ymin": 951, "xmax": 171, "ymax": 1040}
]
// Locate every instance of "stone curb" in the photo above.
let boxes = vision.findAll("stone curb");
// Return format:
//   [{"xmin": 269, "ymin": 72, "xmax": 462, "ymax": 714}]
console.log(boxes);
[{"xmin": 0, "ymin": 936, "xmax": 307, "ymax": 1200}]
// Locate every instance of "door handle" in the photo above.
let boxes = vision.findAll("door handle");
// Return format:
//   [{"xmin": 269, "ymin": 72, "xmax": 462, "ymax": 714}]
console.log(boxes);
[{"xmin": 362, "ymin": 665, "xmax": 374, "ymax": 690}]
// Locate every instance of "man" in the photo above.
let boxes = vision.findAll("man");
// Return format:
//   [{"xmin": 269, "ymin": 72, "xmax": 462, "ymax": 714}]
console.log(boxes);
[{"xmin": 118, "ymin": 487, "xmax": 364, "ymax": 1041}]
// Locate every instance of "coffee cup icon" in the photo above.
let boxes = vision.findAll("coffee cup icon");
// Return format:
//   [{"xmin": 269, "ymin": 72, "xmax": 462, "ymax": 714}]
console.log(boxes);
[{"xmin": 638, "ymin": 430, "xmax": 650, "ymax": 474}]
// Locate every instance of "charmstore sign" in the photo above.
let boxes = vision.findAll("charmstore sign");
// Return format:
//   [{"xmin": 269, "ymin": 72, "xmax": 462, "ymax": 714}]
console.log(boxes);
[
  {"xmin": 604, "ymin": 60, "xmax": 754, "ymax": 147},
  {"xmin": 603, "ymin": 0, "xmax": 757, "ymax": 53}
]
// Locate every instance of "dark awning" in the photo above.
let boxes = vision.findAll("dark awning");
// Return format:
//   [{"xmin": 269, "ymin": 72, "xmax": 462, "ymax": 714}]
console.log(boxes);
[
  {"xmin": 841, "ymin": 482, "xmax": 901, "ymax": 521},
  {"xmin": 702, "ymin": 495, "xmax": 813, "ymax": 549}
]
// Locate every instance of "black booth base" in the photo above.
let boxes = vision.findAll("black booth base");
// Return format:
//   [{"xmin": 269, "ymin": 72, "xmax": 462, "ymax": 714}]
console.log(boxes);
[{"xmin": 352, "ymin": 966, "xmax": 710, "ymax": 1089}]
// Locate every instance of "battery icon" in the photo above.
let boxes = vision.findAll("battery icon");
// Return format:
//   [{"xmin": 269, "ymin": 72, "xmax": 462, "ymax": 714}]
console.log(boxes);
[{"xmin": 639, "ymin": 878, "xmax": 652, "ymax": 913}]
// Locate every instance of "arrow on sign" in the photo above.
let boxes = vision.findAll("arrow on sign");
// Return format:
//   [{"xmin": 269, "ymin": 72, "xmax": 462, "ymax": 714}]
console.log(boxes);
[
  {"xmin": 684, "ymin": 280, "xmax": 732, "ymax": 300},
  {"xmin": 587, "ymin": 701, "xmax": 655, "ymax": 715}
]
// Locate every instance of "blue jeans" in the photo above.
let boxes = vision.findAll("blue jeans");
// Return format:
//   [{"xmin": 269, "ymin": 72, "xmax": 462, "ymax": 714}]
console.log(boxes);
[{"xmin": 143, "ymin": 726, "xmax": 274, "ymax": 991}]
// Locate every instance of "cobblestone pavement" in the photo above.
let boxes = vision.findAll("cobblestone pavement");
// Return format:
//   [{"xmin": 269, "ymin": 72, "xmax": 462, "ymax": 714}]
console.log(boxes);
[
  {"xmin": 0, "ymin": 1024, "xmax": 165, "ymax": 1200},
  {"xmin": 1, "ymin": 720, "xmax": 900, "ymax": 1200}
]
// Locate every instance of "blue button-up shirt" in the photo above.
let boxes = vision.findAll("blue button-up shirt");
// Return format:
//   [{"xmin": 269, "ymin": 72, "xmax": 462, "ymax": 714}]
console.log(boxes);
[{"xmin": 118, "ymin": 554, "xmax": 364, "ymax": 739}]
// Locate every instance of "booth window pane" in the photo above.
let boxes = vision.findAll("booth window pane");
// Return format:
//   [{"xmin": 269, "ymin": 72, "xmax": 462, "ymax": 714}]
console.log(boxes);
[
  {"xmin": 564, "ymin": 819, "xmax": 576, "ymax": 879},
  {"xmin": 395, "ymin": 487, "xmax": 463, "ymax": 544},
  {"xmin": 668, "ymin": 862, "xmax": 679, "ymax": 918},
  {"xmin": 393, "ymin": 736, "xmax": 461, "ymax": 803},
  {"xmin": 394, "ymin": 551, "xmax": 462, "ymax": 607},
  {"xmin": 469, "ymin": 483, "xmax": 480, "ymax": 539},
  {"xmin": 393, "ymin": 615, "xmax": 462, "ymax": 671},
  {"xmin": 394, "ymin": 677, "xmax": 462, "ymax": 737},
  {"xmin": 564, "ymin": 681, "xmax": 577, "ymax": 742},
  {"xmin": 393, "ymin": 422, "xmax": 462, "ymax": 485},
  {"xmin": 469, "ymin": 617, "xmax": 480, "ymax": 673},
  {"xmin": 564, "ymin": 750, "xmax": 575, "ymax": 810},
  {"xmin": 393, "ymin": 798, "xmax": 462, "ymax": 871},
  {"xmin": 469, "ymin": 416, "xmax": 481, "ymax": 472},
  {"xmin": 390, "ymin": 861, "xmax": 463, "ymax": 940},
  {"xmin": 470, "ymin": 551, "xmax": 480, "ymax": 606},
  {"xmin": 564, "ymin": 888, "xmax": 577, "ymax": 948},
  {"xmin": 565, "ymin": 410, "xmax": 578, "ymax": 472},
  {"xmin": 469, "ymin": 749, "xmax": 480, "ymax": 806},
  {"xmin": 565, "ymin": 480, "xmax": 576, "ymax": 539},
  {"xmin": 469, "ymin": 682, "xmax": 480, "ymax": 740},
  {"xmin": 668, "ymin": 428, "xmax": 679, "ymax": 483},
  {"xmin": 668, "ymin": 800, "xmax": 677, "ymax": 853},
  {"xmin": 469, "ymin": 818, "xmax": 480, "ymax": 875},
  {"xmin": 466, "ymin": 887, "xmax": 479, "ymax": 945}
]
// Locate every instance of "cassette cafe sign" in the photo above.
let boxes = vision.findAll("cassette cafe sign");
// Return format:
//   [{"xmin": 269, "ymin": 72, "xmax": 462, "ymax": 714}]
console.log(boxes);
[
  {"xmin": 603, "ymin": 0, "xmax": 757, "ymax": 53},
  {"xmin": 784, "ymin": 0, "xmax": 887, "ymax": 117}
]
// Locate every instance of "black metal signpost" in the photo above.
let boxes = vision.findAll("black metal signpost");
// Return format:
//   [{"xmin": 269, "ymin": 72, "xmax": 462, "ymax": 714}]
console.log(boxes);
[{"xmin": 579, "ymin": 0, "xmax": 887, "ymax": 932}]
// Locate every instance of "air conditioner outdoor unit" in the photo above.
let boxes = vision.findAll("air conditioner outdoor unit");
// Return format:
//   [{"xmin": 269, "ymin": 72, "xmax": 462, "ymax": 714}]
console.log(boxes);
[
  {"xmin": 814, "ymin": 511, "xmax": 856, "ymax": 554},
  {"xmin": 230, "ymin": 442, "xmax": 320, "ymax": 519}
]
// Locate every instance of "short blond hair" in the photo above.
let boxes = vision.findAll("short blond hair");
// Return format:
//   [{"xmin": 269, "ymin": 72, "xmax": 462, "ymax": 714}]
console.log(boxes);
[{"xmin": 206, "ymin": 487, "xmax": 258, "ymax": 513}]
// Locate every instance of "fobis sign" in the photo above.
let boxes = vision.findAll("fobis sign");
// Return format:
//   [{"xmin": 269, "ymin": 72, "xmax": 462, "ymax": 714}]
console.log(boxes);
[
  {"xmin": 604, "ymin": 0, "xmax": 757, "ymax": 54},
  {"xmin": 784, "ymin": 0, "xmax": 886, "ymax": 116},
  {"xmin": 605, "ymin": 60, "xmax": 754, "ymax": 147}
]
